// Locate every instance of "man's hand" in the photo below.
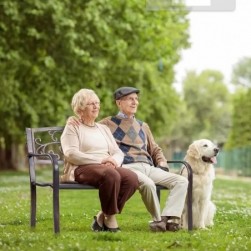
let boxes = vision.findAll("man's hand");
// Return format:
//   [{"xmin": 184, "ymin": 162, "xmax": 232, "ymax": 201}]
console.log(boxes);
[
  {"xmin": 157, "ymin": 162, "xmax": 169, "ymax": 172},
  {"xmin": 67, "ymin": 116, "xmax": 81, "ymax": 127}
]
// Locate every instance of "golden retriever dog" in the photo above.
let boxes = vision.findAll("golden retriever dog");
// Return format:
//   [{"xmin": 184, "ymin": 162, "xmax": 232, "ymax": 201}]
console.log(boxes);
[{"xmin": 181, "ymin": 139, "xmax": 219, "ymax": 229}]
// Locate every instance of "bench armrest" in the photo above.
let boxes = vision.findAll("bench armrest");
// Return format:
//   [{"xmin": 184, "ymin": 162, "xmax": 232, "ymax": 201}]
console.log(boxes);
[
  {"xmin": 166, "ymin": 160, "xmax": 192, "ymax": 176},
  {"xmin": 28, "ymin": 152, "xmax": 60, "ymax": 187},
  {"xmin": 166, "ymin": 160, "xmax": 193, "ymax": 198}
]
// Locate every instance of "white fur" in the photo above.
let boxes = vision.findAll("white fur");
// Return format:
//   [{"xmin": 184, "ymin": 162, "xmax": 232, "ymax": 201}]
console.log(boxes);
[{"xmin": 181, "ymin": 139, "xmax": 218, "ymax": 229}]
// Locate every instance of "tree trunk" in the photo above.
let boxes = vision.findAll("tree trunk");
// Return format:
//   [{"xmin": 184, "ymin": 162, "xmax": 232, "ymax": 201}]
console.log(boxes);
[
  {"xmin": 0, "ymin": 136, "xmax": 26, "ymax": 170},
  {"xmin": 0, "ymin": 145, "xmax": 7, "ymax": 169},
  {"xmin": 11, "ymin": 143, "xmax": 27, "ymax": 170}
]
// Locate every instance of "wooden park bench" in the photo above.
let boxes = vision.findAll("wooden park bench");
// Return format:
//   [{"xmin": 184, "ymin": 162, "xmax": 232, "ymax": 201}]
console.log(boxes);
[{"xmin": 25, "ymin": 126, "xmax": 193, "ymax": 233}]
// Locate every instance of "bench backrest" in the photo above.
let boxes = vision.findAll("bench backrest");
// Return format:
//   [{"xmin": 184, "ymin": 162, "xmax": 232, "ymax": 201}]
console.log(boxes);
[{"xmin": 26, "ymin": 127, "xmax": 65, "ymax": 165}]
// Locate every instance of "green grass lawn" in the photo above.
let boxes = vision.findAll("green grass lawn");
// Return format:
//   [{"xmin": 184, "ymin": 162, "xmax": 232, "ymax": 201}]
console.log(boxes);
[{"xmin": 0, "ymin": 169, "xmax": 251, "ymax": 251}]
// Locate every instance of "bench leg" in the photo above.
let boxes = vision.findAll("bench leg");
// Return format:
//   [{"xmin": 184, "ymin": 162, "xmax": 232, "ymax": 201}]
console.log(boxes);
[
  {"xmin": 30, "ymin": 184, "xmax": 36, "ymax": 228},
  {"xmin": 187, "ymin": 172, "xmax": 193, "ymax": 231},
  {"xmin": 52, "ymin": 157, "xmax": 60, "ymax": 234},
  {"xmin": 53, "ymin": 186, "xmax": 60, "ymax": 234}
]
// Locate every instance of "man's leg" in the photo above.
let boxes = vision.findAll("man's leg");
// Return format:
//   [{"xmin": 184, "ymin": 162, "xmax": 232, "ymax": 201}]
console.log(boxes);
[
  {"xmin": 148, "ymin": 167, "xmax": 188, "ymax": 231},
  {"xmin": 122, "ymin": 163, "xmax": 166, "ymax": 232},
  {"xmin": 122, "ymin": 163, "xmax": 161, "ymax": 221},
  {"xmin": 148, "ymin": 167, "xmax": 188, "ymax": 218}
]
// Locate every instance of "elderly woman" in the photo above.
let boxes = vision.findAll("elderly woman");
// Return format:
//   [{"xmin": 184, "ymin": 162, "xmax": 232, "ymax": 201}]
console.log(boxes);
[{"xmin": 61, "ymin": 89, "xmax": 139, "ymax": 232}]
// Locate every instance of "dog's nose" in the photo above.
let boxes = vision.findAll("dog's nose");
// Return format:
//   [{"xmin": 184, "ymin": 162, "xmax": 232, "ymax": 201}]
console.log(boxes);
[{"xmin": 214, "ymin": 148, "xmax": 219, "ymax": 154}]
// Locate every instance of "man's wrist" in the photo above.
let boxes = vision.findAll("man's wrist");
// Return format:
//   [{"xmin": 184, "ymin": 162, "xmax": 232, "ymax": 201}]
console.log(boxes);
[
  {"xmin": 157, "ymin": 162, "xmax": 169, "ymax": 172},
  {"xmin": 159, "ymin": 161, "xmax": 168, "ymax": 168}
]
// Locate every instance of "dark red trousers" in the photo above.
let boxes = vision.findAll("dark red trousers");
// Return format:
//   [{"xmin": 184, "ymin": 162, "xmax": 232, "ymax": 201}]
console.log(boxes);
[{"xmin": 74, "ymin": 164, "xmax": 139, "ymax": 215}]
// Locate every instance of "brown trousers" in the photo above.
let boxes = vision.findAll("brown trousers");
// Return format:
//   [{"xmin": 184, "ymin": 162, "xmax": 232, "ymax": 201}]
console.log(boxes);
[{"xmin": 74, "ymin": 164, "xmax": 139, "ymax": 215}]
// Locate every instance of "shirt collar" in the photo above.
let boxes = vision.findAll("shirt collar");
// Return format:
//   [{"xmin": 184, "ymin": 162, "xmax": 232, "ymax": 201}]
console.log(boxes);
[{"xmin": 117, "ymin": 111, "xmax": 135, "ymax": 119}]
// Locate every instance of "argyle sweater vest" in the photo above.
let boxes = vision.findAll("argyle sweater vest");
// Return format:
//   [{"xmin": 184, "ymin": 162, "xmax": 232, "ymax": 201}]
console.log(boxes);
[{"xmin": 105, "ymin": 116, "xmax": 153, "ymax": 165}]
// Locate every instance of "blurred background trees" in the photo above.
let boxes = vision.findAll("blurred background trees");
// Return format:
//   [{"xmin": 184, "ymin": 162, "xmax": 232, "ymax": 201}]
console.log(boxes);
[
  {"xmin": 0, "ymin": 0, "xmax": 250, "ymax": 171},
  {"xmin": 224, "ymin": 57, "xmax": 251, "ymax": 149},
  {"xmin": 166, "ymin": 69, "xmax": 232, "ymax": 152},
  {"xmin": 0, "ymin": 0, "xmax": 189, "ymax": 169}
]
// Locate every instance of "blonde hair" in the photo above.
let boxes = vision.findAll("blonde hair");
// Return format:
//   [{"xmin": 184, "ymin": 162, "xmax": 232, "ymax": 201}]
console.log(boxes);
[{"xmin": 71, "ymin": 89, "xmax": 99, "ymax": 117}]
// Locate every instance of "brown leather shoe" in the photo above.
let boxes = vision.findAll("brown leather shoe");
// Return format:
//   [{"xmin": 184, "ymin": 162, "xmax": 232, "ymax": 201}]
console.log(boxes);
[
  {"xmin": 161, "ymin": 216, "xmax": 180, "ymax": 232},
  {"xmin": 149, "ymin": 221, "xmax": 166, "ymax": 232},
  {"xmin": 166, "ymin": 221, "xmax": 180, "ymax": 232}
]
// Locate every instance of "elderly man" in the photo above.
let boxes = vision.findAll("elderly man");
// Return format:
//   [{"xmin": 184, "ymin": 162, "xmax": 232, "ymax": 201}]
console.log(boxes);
[{"xmin": 99, "ymin": 87, "xmax": 188, "ymax": 232}]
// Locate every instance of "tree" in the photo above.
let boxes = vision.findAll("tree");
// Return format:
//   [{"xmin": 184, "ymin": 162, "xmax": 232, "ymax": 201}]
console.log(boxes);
[
  {"xmin": 0, "ymin": 0, "xmax": 190, "ymax": 169},
  {"xmin": 232, "ymin": 57, "xmax": 251, "ymax": 89},
  {"xmin": 169, "ymin": 70, "xmax": 232, "ymax": 150},
  {"xmin": 224, "ymin": 57, "xmax": 251, "ymax": 149}
]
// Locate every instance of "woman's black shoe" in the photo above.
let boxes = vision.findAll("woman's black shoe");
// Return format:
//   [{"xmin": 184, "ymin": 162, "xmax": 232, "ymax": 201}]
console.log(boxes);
[
  {"xmin": 91, "ymin": 216, "xmax": 103, "ymax": 232},
  {"xmin": 103, "ymin": 223, "xmax": 121, "ymax": 232}
]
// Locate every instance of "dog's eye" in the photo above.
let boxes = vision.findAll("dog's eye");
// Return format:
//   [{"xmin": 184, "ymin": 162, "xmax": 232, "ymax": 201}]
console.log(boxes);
[{"xmin": 203, "ymin": 144, "xmax": 208, "ymax": 147}]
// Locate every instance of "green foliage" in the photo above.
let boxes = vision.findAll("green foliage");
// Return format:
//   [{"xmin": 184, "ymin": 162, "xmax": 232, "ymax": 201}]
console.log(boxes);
[
  {"xmin": 0, "ymin": 0, "xmax": 190, "ymax": 168},
  {"xmin": 0, "ymin": 169, "xmax": 251, "ymax": 251},
  {"xmin": 232, "ymin": 57, "xmax": 251, "ymax": 88},
  {"xmin": 225, "ymin": 89, "xmax": 251, "ymax": 149},
  {"xmin": 170, "ymin": 70, "xmax": 232, "ymax": 148},
  {"xmin": 225, "ymin": 57, "xmax": 251, "ymax": 149},
  {"xmin": 0, "ymin": 0, "xmax": 190, "ymax": 134}
]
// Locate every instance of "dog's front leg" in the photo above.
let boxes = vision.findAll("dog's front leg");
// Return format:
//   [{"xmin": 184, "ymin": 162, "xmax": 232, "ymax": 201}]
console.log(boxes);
[
  {"xmin": 192, "ymin": 201, "xmax": 204, "ymax": 229},
  {"xmin": 198, "ymin": 200, "xmax": 207, "ymax": 229},
  {"xmin": 205, "ymin": 201, "xmax": 216, "ymax": 227}
]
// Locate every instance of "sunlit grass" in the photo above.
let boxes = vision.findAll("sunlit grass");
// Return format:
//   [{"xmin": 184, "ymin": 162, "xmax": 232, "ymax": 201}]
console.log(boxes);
[{"xmin": 0, "ymin": 169, "xmax": 251, "ymax": 251}]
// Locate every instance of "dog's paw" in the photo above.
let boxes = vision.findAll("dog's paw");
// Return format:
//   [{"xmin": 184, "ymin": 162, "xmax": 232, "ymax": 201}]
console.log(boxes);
[{"xmin": 197, "ymin": 222, "xmax": 206, "ymax": 229}]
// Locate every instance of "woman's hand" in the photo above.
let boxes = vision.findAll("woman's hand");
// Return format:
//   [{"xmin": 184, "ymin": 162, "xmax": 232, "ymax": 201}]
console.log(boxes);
[{"xmin": 101, "ymin": 157, "xmax": 118, "ymax": 169}]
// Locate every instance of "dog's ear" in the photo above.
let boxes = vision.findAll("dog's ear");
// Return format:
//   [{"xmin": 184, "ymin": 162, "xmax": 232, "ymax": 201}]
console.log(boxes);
[{"xmin": 187, "ymin": 142, "xmax": 200, "ymax": 159}]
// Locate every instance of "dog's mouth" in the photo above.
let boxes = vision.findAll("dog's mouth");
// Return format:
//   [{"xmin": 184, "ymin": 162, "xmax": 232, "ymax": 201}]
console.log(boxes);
[{"xmin": 202, "ymin": 156, "xmax": 217, "ymax": 164}]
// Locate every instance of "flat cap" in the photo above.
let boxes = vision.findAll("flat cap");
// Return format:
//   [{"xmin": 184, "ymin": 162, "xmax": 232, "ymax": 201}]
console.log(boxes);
[{"xmin": 114, "ymin": 87, "xmax": 140, "ymax": 100}]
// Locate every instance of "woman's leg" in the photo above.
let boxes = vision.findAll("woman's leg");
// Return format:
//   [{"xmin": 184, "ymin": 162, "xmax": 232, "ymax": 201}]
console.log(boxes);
[
  {"xmin": 103, "ymin": 168, "xmax": 138, "ymax": 229},
  {"xmin": 115, "ymin": 168, "xmax": 139, "ymax": 213},
  {"xmin": 95, "ymin": 211, "xmax": 104, "ymax": 227},
  {"xmin": 74, "ymin": 164, "xmax": 121, "ymax": 215}
]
